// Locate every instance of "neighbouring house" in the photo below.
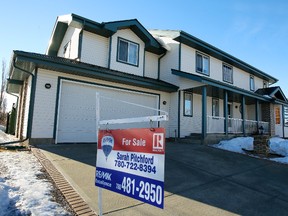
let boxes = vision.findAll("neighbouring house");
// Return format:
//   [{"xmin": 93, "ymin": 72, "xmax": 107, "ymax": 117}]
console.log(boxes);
[{"xmin": 6, "ymin": 13, "xmax": 288, "ymax": 145}]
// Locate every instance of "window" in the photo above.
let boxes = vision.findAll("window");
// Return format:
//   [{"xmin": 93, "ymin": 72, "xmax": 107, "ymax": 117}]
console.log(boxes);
[
  {"xmin": 117, "ymin": 38, "xmax": 139, "ymax": 66},
  {"xmin": 263, "ymin": 81, "xmax": 267, "ymax": 88},
  {"xmin": 223, "ymin": 64, "xmax": 233, "ymax": 83},
  {"xmin": 196, "ymin": 52, "xmax": 209, "ymax": 75},
  {"xmin": 184, "ymin": 92, "xmax": 193, "ymax": 116},
  {"xmin": 250, "ymin": 75, "xmax": 255, "ymax": 91},
  {"xmin": 212, "ymin": 98, "xmax": 220, "ymax": 117},
  {"xmin": 275, "ymin": 107, "xmax": 281, "ymax": 124},
  {"xmin": 63, "ymin": 41, "xmax": 71, "ymax": 58},
  {"xmin": 284, "ymin": 106, "xmax": 288, "ymax": 127}
]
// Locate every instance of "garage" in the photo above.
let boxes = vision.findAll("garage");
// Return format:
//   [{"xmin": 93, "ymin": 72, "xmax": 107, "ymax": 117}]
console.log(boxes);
[{"xmin": 56, "ymin": 79, "xmax": 159, "ymax": 143}]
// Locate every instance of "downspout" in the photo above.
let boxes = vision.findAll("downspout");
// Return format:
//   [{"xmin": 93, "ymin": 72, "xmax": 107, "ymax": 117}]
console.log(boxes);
[{"xmin": 0, "ymin": 60, "xmax": 35, "ymax": 146}]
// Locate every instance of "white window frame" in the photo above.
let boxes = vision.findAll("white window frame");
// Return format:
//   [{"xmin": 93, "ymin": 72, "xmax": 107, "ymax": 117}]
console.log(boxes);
[
  {"xmin": 284, "ymin": 106, "xmax": 288, "ymax": 127},
  {"xmin": 250, "ymin": 75, "xmax": 255, "ymax": 91},
  {"xmin": 117, "ymin": 37, "xmax": 139, "ymax": 66},
  {"xmin": 223, "ymin": 64, "xmax": 233, "ymax": 84},
  {"xmin": 184, "ymin": 92, "xmax": 193, "ymax": 117},
  {"xmin": 196, "ymin": 52, "xmax": 210, "ymax": 76},
  {"xmin": 212, "ymin": 98, "xmax": 220, "ymax": 117}
]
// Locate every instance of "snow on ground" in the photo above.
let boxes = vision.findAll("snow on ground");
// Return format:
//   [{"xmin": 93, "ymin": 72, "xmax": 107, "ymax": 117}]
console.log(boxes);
[
  {"xmin": 212, "ymin": 137, "xmax": 288, "ymax": 164},
  {"xmin": 0, "ymin": 151, "xmax": 71, "ymax": 216}
]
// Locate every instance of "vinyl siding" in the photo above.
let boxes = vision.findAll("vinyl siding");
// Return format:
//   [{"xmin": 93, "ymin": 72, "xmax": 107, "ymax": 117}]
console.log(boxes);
[
  {"xmin": 110, "ymin": 29, "xmax": 144, "ymax": 76},
  {"xmin": 22, "ymin": 76, "xmax": 32, "ymax": 138},
  {"xmin": 144, "ymin": 51, "xmax": 158, "ymax": 79},
  {"xmin": 81, "ymin": 31, "xmax": 109, "ymax": 67},
  {"xmin": 31, "ymin": 68, "xmax": 171, "ymax": 139},
  {"xmin": 57, "ymin": 27, "xmax": 81, "ymax": 59}
]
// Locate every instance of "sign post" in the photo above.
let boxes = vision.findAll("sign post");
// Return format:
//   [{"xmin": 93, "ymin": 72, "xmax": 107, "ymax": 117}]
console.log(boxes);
[{"xmin": 95, "ymin": 128, "xmax": 165, "ymax": 209}]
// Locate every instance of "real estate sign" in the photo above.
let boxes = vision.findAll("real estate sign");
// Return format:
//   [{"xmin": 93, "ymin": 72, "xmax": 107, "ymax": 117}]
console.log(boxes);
[{"xmin": 95, "ymin": 128, "xmax": 165, "ymax": 209}]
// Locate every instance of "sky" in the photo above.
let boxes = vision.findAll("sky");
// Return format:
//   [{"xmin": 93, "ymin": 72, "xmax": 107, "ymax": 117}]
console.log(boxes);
[{"xmin": 1, "ymin": 0, "xmax": 288, "ymax": 97}]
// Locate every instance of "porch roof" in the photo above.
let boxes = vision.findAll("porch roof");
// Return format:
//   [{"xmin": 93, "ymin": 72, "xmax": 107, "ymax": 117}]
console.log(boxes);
[
  {"xmin": 172, "ymin": 69, "xmax": 287, "ymax": 104},
  {"xmin": 7, "ymin": 51, "xmax": 179, "ymax": 93}
]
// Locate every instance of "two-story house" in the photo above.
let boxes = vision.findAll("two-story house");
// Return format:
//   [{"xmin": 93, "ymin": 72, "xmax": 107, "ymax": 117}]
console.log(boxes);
[{"xmin": 6, "ymin": 13, "xmax": 288, "ymax": 145}]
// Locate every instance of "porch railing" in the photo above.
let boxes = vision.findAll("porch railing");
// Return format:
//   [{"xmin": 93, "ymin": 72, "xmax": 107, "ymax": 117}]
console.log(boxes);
[{"xmin": 207, "ymin": 116, "xmax": 269, "ymax": 134}]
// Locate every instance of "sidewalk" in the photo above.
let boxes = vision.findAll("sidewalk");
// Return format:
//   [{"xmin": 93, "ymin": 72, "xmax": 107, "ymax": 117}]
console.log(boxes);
[{"xmin": 36, "ymin": 142, "xmax": 288, "ymax": 216}]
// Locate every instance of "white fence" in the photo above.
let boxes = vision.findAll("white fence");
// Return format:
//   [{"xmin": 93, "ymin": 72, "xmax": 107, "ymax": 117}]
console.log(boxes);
[{"xmin": 207, "ymin": 116, "xmax": 269, "ymax": 134}]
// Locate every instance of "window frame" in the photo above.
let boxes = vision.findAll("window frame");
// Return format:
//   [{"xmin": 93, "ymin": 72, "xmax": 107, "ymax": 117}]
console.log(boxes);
[
  {"xmin": 183, "ymin": 92, "xmax": 193, "ymax": 117},
  {"xmin": 117, "ymin": 37, "xmax": 139, "ymax": 67},
  {"xmin": 250, "ymin": 75, "xmax": 255, "ymax": 91},
  {"xmin": 275, "ymin": 106, "xmax": 281, "ymax": 125},
  {"xmin": 284, "ymin": 106, "xmax": 288, "ymax": 127},
  {"xmin": 212, "ymin": 98, "xmax": 220, "ymax": 118},
  {"xmin": 263, "ymin": 81, "xmax": 267, "ymax": 88},
  {"xmin": 196, "ymin": 52, "xmax": 210, "ymax": 76},
  {"xmin": 222, "ymin": 63, "xmax": 233, "ymax": 84}
]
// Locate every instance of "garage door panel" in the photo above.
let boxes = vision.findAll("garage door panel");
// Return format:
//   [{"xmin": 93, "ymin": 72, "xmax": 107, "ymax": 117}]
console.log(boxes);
[{"xmin": 56, "ymin": 80, "xmax": 159, "ymax": 143}]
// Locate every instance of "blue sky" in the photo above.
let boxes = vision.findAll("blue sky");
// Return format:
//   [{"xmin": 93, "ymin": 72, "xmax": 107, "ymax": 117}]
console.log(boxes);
[{"xmin": 1, "ymin": 0, "xmax": 288, "ymax": 96}]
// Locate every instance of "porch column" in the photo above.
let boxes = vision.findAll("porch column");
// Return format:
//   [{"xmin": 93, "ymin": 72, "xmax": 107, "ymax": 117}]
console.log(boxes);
[
  {"xmin": 255, "ymin": 99, "xmax": 259, "ymax": 123},
  {"xmin": 224, "ymin": 90, "xmax": 228, "ymax": 135},
  {"xmin": 241, "ymin": 95, "xmax": 246, "ymax": 136},
  {"xmin": 202, "ymin": 86, "xmax": 207, "ymax": 140}
]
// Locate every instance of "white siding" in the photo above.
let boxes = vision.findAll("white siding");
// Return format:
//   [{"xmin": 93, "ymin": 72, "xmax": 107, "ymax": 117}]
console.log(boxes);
[
  {"xmin": 57, "ymin": 27, "xmax": 81, "ymax": 59},
  {"xmin": 181, "ymin": 44, "xmax": 195, "ymax": 73},
  {"xmin": 110, "ymin": 29, "xmax": 145, "ymax": 76},
  {"xmin": 31, "ymin": 70, "xmax": 58, "ymax": 138},
  {"xmin": 144, "ymin": 52, "xmax": 158, "ymax": 79},
  {"xmin": 31, "ymin": 69, "xmax": 171, "ymax": 139},
  {"xmin": 81, "ymin": 31, "xmax": 109, "ymax": 67},
  {"xmin": 22, "ymin": 76, "xmax": 32, "ymax": 138}
]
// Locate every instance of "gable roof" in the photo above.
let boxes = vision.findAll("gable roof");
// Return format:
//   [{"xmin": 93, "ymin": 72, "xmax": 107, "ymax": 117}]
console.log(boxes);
[
  {"xmin": 255, "ymin": 86, "xmax": 288, "ymax": 103},
  {"xmin": 150, "ymin": 30, "xmax": 278, "ymax": 85},
  {"xmin": 46, "ymin": 14, "xmax": 165, "ymax": 56},
  {"xmin": 7, "ymin": 50, "xmax": 178, "ymax": 93}
]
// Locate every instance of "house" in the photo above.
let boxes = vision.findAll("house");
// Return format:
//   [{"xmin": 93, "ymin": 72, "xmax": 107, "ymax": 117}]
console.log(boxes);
[{"xmin": 6, "ymin": 13, "xmax": 288, "ymax": 145}]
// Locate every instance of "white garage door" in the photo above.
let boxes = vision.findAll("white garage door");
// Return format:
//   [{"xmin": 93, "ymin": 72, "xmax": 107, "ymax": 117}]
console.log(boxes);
[{"xmin": 56, "ymin": 80, "xmax": 159, "ymax": 143}]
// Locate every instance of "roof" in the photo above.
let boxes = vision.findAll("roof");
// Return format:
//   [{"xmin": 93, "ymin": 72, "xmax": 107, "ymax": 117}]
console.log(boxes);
[
  {"xmin": 7, "ymin": 51, "xmax": 179, "ymax": 93},
  {"xmin": 46, "ymin": 14, "xmax": 166, "ymax": 56},
  {"xmin": 172, "ymin": 69, "xmax": 287, "ymax": 105},
  {"xmin": 255, "ymin": 86, "xmax": 288, "ymax": 103},
  {"xmin": 150, "ymin": 30, "xmax": 278, "ymax": 85}
]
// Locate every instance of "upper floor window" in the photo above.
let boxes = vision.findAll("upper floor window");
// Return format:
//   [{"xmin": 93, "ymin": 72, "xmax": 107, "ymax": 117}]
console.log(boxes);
[
  {"xmin": 117, "ymin": 38, "xmax": 139, "ymax": 66},
  {"xmin": 250, "ymin": 75, "xmax": 255, "ymax": 91},
  {"xmin": 184, "ymin": 92, "xmax": 193, "ymax": 117},
  {"xmin": 63, "ymin": 41, "xmax": 71, "ymax": 58},
  {"xmin": 223, "ymin": 64, "xmax": 233, "ymax": 84},
  {"xmin": 263, "ymin": 81, "xmax": 267, "ymax": 88},
  {"xmin": 196, "ymin": 52, "xmax": 209, "ymax": 75}
]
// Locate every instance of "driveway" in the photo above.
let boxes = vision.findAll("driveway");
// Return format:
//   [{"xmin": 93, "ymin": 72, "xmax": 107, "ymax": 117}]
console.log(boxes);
[{"xmin": 37, "ymin": 142, "xmax": 288, "ymax": 216}]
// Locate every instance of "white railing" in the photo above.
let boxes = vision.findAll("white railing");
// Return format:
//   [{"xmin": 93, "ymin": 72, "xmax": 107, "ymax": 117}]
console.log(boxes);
[{"xmin": 207, "ymin": 116, "xmax": 269, "ymax": 134}]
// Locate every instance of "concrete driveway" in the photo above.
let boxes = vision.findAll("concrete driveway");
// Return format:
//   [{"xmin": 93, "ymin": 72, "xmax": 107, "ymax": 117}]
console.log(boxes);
[{"xmin": 37, "ymin": 142, "xmax": 288, "ymax": 216}]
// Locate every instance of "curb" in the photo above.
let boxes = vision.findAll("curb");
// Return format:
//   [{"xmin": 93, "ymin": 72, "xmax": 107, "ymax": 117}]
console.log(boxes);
[{"xmin": 31, "ymin": 147, "xmax": 97, "ymax": 216}]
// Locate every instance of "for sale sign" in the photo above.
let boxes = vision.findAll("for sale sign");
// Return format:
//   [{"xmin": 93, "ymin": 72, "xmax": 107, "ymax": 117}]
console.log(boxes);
[{"xmin": 95, "ymin": 128, "xmax": 165, "ymax": 209}]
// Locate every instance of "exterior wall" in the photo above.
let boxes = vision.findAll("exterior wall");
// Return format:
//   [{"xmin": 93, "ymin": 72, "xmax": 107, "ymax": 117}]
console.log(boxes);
[
  {"xmin": 31, "ymin": 68, "xmax": 172, "ymax": 140},
  {"xmin": 144, "ymin": 51, "xmax": 158, "ymax": 79},
  {"xmin": 22, "ymin": 76, "xmax": 32, "ymax": 138},
  {"xmin": 179, "ymin": 43, "xmax": 267, "ymax": 92},
  {"xmin": 57, "ymin": 26, "xmax": 81, "ymax": 59},
  {"xmin": 81, "ymin": 31, "xmax": 109, "ymax": 67},
  {"xmin": 110, "ymin": 29, "xmax": 145, "ymax": 76}
]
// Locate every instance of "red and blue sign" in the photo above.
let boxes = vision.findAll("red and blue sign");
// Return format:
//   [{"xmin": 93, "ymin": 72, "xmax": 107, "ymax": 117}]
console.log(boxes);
[{"xmin": 95, "ymin": 128, "xmax": 165, "ymax": 209}]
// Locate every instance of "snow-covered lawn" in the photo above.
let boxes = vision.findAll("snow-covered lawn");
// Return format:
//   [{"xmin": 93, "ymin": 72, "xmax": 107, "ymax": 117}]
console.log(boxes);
[
  {"xmin": 0, "ymin": 150, "xmax": 71, "ymax": 216},
  {"xmin": 212, "ymin": 137, "xmax": 288, "ymax": 164}
]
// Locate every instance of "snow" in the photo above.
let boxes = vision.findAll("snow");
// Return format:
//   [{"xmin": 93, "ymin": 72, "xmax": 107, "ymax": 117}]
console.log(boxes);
[
  {"xmin": 0, "ymin": 151, "xmax": 71, "ymax": 216},
  {"xmin": 212, "ymin": 137, "xmax": 288, "ymax": 164}
]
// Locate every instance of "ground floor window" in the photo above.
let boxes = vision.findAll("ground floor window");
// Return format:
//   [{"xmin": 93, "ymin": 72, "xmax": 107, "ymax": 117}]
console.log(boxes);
[
  {"xmin": 284, "ymin": 106, "xmax": 288, "ymax": 127},
  {"xmin": 212, "ymin": 98, "xmax": 220, "ymax": 117},
  {"xmin": 184, "ymin": 92, "xmax": 193, "ymax": 116}
]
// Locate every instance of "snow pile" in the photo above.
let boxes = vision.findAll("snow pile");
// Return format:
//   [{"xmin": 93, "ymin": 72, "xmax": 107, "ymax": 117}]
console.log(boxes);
[
  {"xmin": 212, "ymin": 137, "xmax": 288, "ymax": 164},
  {"xmin": 0, "ymin": 151, "xmax": 70, "ymax": 216},
  {"xmin": 213, "ymin": 137, "xmax": 254, "ymax": 153}
]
